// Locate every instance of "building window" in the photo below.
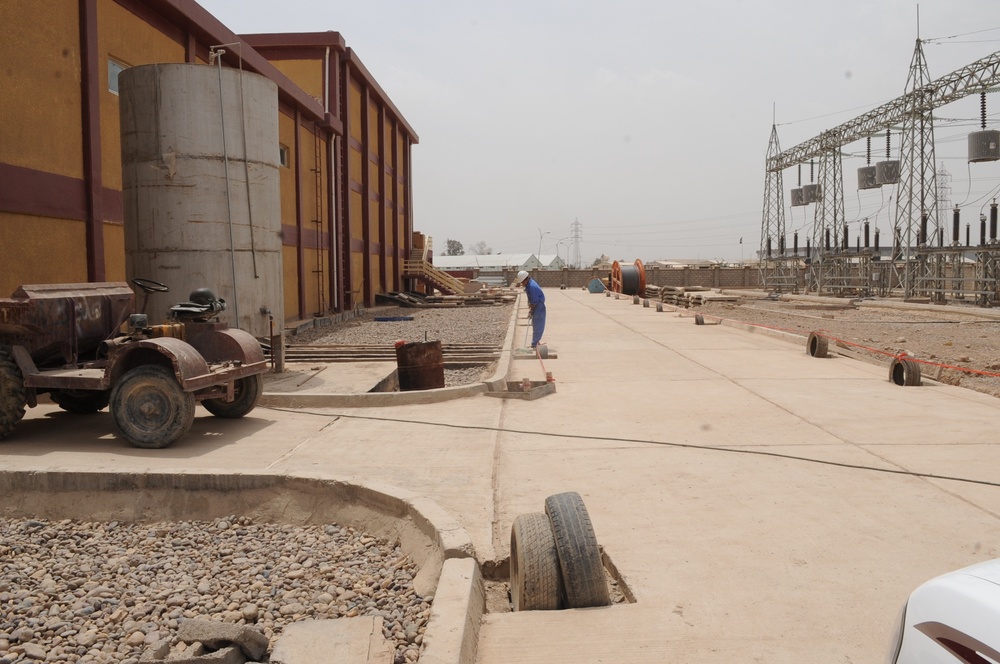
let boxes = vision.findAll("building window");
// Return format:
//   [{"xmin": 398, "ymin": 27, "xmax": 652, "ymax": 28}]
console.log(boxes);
[
  {"xmin": 108, "ymin": 59, "xmax": 127, "ymax": 95},
  {"xmin": 279, "ymin": 145, "xmax": 290, "ymax": 167}
]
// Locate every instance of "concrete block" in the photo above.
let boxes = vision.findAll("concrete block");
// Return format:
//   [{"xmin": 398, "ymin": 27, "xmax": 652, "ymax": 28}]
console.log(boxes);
[
  {"xmin": 270, "ymin": 617, "xmax": 393, "ymax": 664},
  {"xmin": 140, "ymin": 644, "xmax": 246, "ymax": 664},
  {"xmin": 177, "ymin": 619, "xmax": 268, "ymax": 661}
]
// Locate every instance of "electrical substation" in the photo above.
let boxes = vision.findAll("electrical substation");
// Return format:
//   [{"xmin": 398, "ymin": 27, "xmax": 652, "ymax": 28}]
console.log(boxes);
[{"xmin": 760, "ymin": 38, "xmax": 1000, "ymax": 305}]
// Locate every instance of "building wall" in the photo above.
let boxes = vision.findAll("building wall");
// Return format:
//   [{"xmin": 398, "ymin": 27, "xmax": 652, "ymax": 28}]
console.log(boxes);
[
  {"xmin": 0, "ymin": 2, "xmax": 87, "ymax": 290},
  {"xmin": 269, "ymin": 59, "xmax": 324, "ymax": 103},
  {"xmin": 243, "ymin": 34, "xmax": 419, "ymax": 313},
  {"xmin": 347, "ymin": 75, "xmax": 367, "ymax": 307},
  {"xmin": 1, "ymin": 3, "xmax": 84, "ymax": 179}
]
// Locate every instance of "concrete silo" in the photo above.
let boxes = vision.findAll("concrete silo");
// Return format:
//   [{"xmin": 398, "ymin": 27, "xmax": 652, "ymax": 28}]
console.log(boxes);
[{"xmin": 119, "ymin": 62, "xmax": 283, "ymax": 338}]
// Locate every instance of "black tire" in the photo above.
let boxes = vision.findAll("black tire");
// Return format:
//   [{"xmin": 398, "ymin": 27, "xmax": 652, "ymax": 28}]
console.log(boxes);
[
  {"xmin": 510, "ymin": 513, "xmax": 564, "ymax": 611},
  {"xmin": 0, "ymin": 345, "xmax": 27, "ymax": 440},
  {"xmin": 889, "ymin": 356, "xmax": 922, "ymax": 386},
  {"xmin": 110, "ymin": 365, "xmax": 195, "ymax": 449},
  {"xmin": 202, "ymin": 374, "xmax": 263, "ymax": 419},
  {"xmin": 694, "ymin": 314, "xmax": 705, "ymax": 325},
  {"xmin": 807, "ymin": 331, "xmax": 829, "ymax": 358},
  {"xmin": 50, "ymin": 389, "xmax": 110, "ymax": 414},
  {"xmin": 544, "ymin": 492, "xmax": 611, "ymax": 609}
]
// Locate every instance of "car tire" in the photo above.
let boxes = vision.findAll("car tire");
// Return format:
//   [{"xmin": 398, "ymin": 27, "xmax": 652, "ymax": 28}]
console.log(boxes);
[
  {"xmin": 110, "ymin": 365, "xmax": 195, "ymax": 448},
  {"xmin": 510, "ymin": 512, "xmax": 564, "ymax": 611},
  {"xmin": 544, "ymin": 492, "xmax": 611, "ymax": 609},
  {"xmin": 202, "ymin": 375, "xmax": 263, "ymax": 419},
  {"xmin": 50, "ymin": 389, "xmax": 111, "ymax": 414},
  {"xmin": 0, "ymin": 345, "xmax": 26, "ymax": 440}
]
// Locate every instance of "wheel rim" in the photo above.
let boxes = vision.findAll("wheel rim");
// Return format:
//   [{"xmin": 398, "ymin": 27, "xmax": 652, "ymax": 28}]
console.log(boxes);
[{"xmin": 123, "ymin": 380, "xmax": 178, "ymax": 434}]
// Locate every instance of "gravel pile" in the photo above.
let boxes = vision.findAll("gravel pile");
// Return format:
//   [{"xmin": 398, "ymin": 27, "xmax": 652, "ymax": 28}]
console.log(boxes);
[
  {"xmin": 291, "ymin": 304, "xmax": 514, "ymax": 347},
  {"xmin": 0, "ymin": 516, "xmax": 430, "ymax": 664},
  {"xmin": 290, "ymin": 304, "xmax": 515, "ymax": 387}
]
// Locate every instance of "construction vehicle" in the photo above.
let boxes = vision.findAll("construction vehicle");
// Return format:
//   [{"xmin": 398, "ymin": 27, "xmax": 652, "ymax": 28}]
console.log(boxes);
[{"xmin": 0, "ymin": 279, "xmax": 267, "ymax": 448}]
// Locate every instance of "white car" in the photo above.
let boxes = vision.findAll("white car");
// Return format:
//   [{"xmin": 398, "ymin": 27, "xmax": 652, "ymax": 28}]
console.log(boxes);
[{"xmin": 885, "ymin": 558, "xmax": 1000, "ymax": 663}]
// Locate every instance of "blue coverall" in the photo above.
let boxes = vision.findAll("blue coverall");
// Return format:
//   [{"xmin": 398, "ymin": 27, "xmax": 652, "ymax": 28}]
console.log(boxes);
[{"xmin": 525, "ymin": 278, "xmax": 546, "ymax": 347}]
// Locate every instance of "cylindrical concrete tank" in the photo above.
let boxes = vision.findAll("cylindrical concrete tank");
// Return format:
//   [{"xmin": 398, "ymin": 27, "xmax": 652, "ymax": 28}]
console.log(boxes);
[{"xmin": 119, "ymin": 63, "xmax": 283, "ymax": 338}]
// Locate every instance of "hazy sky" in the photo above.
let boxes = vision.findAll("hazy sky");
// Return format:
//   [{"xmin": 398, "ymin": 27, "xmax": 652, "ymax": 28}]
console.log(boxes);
[{"xmin": 200, "ymin": 0, "xmax": 1000, "ymax": 265}]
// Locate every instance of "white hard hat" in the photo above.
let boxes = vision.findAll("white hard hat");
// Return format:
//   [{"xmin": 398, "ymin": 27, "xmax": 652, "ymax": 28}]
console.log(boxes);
[{"xmin": 516, "ymin": 270, "xmax": 529, "ymax": 283}]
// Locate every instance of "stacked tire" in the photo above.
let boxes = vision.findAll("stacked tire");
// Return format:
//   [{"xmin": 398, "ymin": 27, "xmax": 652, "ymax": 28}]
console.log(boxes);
[{"xmin": 509, "ymin": 491, "xmax": 611, "ymax": 611}]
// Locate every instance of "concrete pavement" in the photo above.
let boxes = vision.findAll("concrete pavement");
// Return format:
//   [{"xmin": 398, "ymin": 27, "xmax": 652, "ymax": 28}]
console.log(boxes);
[{"xmin": 5, "ymin": 288, "xmax": 1000, "ymax": 662}]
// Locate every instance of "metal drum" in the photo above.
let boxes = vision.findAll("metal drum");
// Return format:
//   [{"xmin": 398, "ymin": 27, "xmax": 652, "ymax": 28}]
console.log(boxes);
[{"xmin": 395, "ymin": 340, "xmax": 445, "ymax": 391}]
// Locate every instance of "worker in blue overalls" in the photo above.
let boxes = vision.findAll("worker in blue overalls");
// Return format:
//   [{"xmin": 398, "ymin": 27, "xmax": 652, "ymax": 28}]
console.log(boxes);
[{"xmin": 516, "ymin": 270, "xmax": 545, "ymax": 349}]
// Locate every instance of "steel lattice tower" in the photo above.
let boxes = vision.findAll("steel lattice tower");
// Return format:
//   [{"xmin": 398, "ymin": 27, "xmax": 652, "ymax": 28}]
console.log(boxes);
[
  {"xmin": 896, "ymin": 38, "xmax": 938, "ymax": 297},
  {"xmin": 817, "ymin": 149, "xmax": 845, "ymax": 252},
  {"xmin": 760, "ymin": 124, "xmax": 785, "ymax": 256},
  {"xmin": 570, "ymin": 219, "xmax": 582, "ymax": 268}
]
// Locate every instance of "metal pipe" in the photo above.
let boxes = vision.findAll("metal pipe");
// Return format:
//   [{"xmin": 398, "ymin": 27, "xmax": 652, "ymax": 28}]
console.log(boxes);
[
  {"xmin": 793, "ymin": 231, "xmax": 799, "ymax": 255},
  {"xmin": 766, "ymin": 236, "xmax": 772, "ymax": 258},
  {"xmin": 953, "ymin": 207, "xmax": 960, "ymax": 244},
  {"xmin": 919, "ymin": 213, "xmax": 928, "ymax": 246},
  {"xmin": 991, "ymin": 202, "xmax": 998, "ymax": 242},
  {"xmin": 824, "ymin": 228, "xmax": 830, "ymax": 251},
  {"xmin": 215, "ymin": 49, "xmax": 241, "ymax": 327},
  {"xmin": 234, "ymin": 44, "xmax": 260, "ymax": 280},
  {"xmin": 842, "ymin": 224, "xmax": 849, "ymax": 251},
  {"xmin": 864, "ymin": 220, "xmax": 870, "ymax": 248}
]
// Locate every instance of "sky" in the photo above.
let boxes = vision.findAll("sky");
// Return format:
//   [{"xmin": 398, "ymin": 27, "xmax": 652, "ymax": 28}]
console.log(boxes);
[{"xmin": 199, "ymin": 0, "xmax": 1000, "ymax": 266}]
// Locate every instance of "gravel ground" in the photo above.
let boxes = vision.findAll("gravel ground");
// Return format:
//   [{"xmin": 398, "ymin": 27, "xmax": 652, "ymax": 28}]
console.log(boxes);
[
  {"xmin": 291, "ymin": 305, "xmax": 514, "ymax": 347},
  {"xmin": 695, "ymin": 295, "xmax": 1000, "ymax": 398},
  {"xmin": 290, "ymin": 304, "xmax": 515, "ymax": 387},
  {"xmin": 0, "ymin": 516, "xmax": 428, "ymax": 664}
]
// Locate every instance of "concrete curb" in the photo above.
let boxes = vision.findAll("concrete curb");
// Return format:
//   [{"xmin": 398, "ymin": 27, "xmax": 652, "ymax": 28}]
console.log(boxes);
[
  {"xmin": 259, "ymin": 296, "xmax": 522, "ymax": 409},
  {"xmin": 419, "ymin": 558, "xmax": 485, "ymax": 664}
]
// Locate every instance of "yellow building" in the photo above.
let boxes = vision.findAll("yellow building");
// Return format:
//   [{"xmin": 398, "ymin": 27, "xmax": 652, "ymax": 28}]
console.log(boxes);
[{"xmin": 0, "ymin": 0, "xmax": 418, "ymax": 322}]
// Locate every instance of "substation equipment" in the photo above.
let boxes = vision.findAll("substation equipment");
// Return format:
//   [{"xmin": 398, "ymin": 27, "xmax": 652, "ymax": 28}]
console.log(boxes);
[{"xmin": 759, "ymin": 40, "xmax": 1000, "ymax": 304}]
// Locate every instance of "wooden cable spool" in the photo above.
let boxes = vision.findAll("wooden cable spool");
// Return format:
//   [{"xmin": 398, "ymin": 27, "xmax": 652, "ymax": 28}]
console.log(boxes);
[{"xmin": 609, "ymin": 259, "xmax": 646, "ymax": 296}]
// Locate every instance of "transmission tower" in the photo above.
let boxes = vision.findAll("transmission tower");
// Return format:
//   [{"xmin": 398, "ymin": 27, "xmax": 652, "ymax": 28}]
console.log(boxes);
[
  {"xmin": 759, "ymin": 124, "xmax": 798, "ymax": 291},
  {"xmin": 759, "ymin": 124, "xmax": 785, "ymax": 257},
  {"xmin": 570, "ymin": 219, "xmax": 582, "ymax": 268},
  {"xmin": 897, "ymin": 38, "xmax": 938, "ymax": 298}
]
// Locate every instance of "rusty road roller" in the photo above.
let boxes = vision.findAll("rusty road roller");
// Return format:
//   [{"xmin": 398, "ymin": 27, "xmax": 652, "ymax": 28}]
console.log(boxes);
[{"xmin": 0, "ymin": 279, "xmax": 267, "ymax": 449}]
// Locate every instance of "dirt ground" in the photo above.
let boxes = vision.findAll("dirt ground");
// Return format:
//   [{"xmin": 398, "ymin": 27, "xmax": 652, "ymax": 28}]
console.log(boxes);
[{"xmin": 694, "ymin": 295, "xmax": 1000, "ymax": 399}]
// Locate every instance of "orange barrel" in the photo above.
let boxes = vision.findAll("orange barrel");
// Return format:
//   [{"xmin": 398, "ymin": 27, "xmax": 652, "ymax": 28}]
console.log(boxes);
[{"xmin": 395, "ymin": 340, "xmax": 445, "ymax": 391}]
